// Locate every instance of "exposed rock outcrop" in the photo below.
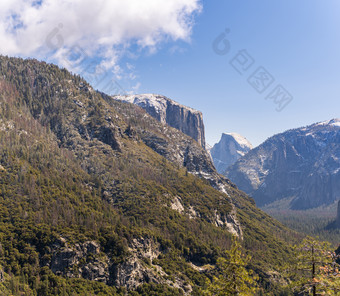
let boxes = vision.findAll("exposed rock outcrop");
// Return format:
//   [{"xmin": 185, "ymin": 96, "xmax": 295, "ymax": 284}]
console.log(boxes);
[
  {"xmin": 113, "ymin": 94, "xmax": 206, "ymax": 149},
  {"xmin": 225, "ymin": 119, "xmax": 340, "ymax": 210},
  {"xmin": 113, "ymin": 238, "xmax": 162, "ymax": 289},
  {"xmin": 211, "ymin": 133, "xmax": 252, "ymax": 173},
  {"xmin": 47, "ymin": 239, "xmax": 110, "ymax": 283},
  {"xmin": 46, "ymin": 237, "xmax": 192, "ymax": 294}
]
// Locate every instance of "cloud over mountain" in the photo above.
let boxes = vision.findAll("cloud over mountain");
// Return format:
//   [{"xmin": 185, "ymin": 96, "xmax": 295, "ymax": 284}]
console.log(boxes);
[{"xmin": 0, "ymin": 0, "xmax": 201, "ymax": 73}]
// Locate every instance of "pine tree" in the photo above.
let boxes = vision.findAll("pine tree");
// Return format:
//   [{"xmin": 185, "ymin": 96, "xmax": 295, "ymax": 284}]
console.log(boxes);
[
  {"xmin": 288, "ymin": 236, "xmax": 339, "ymax": 295},
  {"xmin": 202, "ymin": 236, "xmax": 258, "ymax": 295}
]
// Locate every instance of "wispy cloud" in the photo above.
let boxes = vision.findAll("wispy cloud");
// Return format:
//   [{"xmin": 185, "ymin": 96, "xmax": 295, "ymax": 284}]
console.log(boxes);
[{"xmin": 0, "ymin": 0, "xmax": 201, "ymax": 69}]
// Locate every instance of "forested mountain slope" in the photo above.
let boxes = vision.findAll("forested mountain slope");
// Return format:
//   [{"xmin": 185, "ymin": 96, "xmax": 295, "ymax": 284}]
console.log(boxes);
[{"xmin": 0, "ymin": 56, "xmax": 298, "ymax": 295}]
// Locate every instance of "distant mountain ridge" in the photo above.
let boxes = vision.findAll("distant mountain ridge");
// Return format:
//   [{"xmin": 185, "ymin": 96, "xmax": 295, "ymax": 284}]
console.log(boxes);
[
  {"xmin": 114, "ymin": 94, "xmax": 206, "ymax": 149},
  {"xmin": 211, "ymin": 133, "xmax": 253, "ymax": 174},
  {"xmin": 225, "ymin": 119, "xmax": 340, "ymax": 210}
]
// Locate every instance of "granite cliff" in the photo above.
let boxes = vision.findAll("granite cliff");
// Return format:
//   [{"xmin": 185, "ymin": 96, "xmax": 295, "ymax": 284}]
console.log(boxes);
[
  {"xmin": 211, "ymin": 133, "xmax": 252, "ymax": 174},
  {"xmin": 114, "ymin": 94, "xmax": 206, "ymax": 149}
]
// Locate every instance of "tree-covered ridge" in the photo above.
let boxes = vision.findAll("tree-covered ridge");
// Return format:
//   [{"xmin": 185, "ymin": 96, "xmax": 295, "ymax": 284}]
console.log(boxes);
[{"xmin": 0, "ymin": 55, "xmax": 301, "ymax": 295}]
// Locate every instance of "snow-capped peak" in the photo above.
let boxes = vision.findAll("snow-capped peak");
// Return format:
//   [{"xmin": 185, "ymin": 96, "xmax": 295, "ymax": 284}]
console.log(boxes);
[
  {"xmin": 113, "ymin": 94, "xmax": 201, "ymax": 115},
  {"xmin": 315, "ymin": 118, "xmax": 340, "ymax": 128},
  {"xmin": 210, "ymin": 132, "xmax": 253, "ymax": 173},
  {"xmin": 222, "ymin": 133, "xmax": 253, "ymax": 149}
]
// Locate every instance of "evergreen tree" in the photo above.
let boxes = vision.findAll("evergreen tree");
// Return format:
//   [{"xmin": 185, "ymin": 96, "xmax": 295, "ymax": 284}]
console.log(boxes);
[
  {"xmin": 288, "ymin": 236, "xmax": 340, "ymax": 295},
  {"xmin": 202, "ymin": 236, "xmax": 258, "ymax": 295}
]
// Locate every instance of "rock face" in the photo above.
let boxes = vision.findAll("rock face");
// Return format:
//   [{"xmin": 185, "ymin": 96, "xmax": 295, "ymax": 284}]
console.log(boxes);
[
  {"xmin": 47, "ymin": 236, "xmax": 192, "ymax": 294},
  {"xmin": 113, "ymin": 94, "xmax": 206, "ymax": 149},
  {"xmin": 113, "ymin": 238, "xmax": 161, "ymax": 289},
  {"xmin": 211, "ymin": 133, "xmax": 253, "ymax": 174},
  {"xmin": 112, "ymin": 237, "xmax": 191, "ymax": 293},
  {"xmin": 46, "ymin": 239, "xmax": 110, "ymax": 283},
  {"xmin": 225, "ymin": 119, "xmax": 340, "ymax": 210}
]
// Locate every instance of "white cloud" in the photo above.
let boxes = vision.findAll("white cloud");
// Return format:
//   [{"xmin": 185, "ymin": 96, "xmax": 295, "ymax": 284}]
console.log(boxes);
[
  {"xmin": 0, "ymin": 0, "xmax": 201, "ymax": 63},
  {"xmin": 0, "ymin": 0, "xmax": 202, "ymax": 95}
]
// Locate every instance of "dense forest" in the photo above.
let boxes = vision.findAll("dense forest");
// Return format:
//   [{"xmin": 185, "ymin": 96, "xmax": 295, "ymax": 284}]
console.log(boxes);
[{"xmin": 264, "ymin": 205, "xmax": 340, "ymax": 246}]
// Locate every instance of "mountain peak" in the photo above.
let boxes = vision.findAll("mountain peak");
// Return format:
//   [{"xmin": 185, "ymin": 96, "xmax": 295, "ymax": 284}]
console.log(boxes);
[
  {"xmin": 114, "ymin": 93, "xmax": 202, "ymax": 115},
  {"xmin": 222, "ymin": 133, "xmax": 253, "ymax": 149},
  {"xmin": 316, "ymin": 118, "xmax": 340, "ymax": 127},
  {"xmin": 113, "ymin": 93, "xmax": 206, "ymax": 149},
  {"xmin": 211, "ymin": 132, "xmax": 253, "ymax": 174}
]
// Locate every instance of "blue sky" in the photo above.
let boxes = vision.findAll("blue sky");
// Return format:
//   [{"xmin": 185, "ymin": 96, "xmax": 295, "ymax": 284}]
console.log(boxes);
[
  {"xmin": 118, "ymin": 0, "xmax": 340, "ymax": 146},
  {"xmin": 1, "ymin": 0, "xmax": 339, "ymax": 146}
]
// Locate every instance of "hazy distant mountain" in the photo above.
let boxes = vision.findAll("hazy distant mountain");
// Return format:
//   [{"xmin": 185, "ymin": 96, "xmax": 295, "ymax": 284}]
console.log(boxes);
[
  {"xmin": 211, "ymin": 133, "xmax": 253, "ymax": 174},
  {"xmin": 114, "ymin": 94, "xmax": 206, "ymax": 149},
  {"xmin": 225, "ymin": 119, "xmax": 340, "ymax": 210}
]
